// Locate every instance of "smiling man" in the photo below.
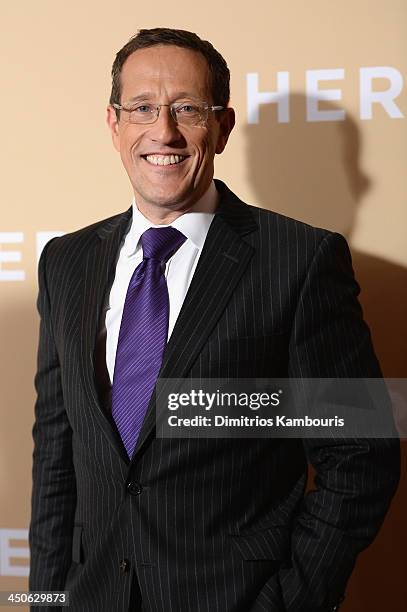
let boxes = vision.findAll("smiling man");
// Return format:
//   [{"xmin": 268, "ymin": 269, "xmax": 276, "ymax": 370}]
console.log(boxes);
[
  {"xmin": 106, "ymin": 44, "xmax": 233, "ymax": 222},
  {"xmin": 29, "ymin": 28, "xmax": 399, "ymax": 612}
]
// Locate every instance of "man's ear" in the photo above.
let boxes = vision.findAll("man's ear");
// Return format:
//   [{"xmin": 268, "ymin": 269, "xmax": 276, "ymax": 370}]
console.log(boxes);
[
  {"xmin": 215, "ymin": 107, "xmax": 235, "ymax": 154},
  {"xmin": 106, "ymin": 105, "xmax": 121, "ymax": 152}
]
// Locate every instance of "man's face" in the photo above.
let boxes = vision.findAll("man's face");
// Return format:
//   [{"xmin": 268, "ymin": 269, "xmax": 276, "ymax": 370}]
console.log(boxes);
[{"xmin": 107, "ymin": 45, "xmax": 235, "ymax": 217}]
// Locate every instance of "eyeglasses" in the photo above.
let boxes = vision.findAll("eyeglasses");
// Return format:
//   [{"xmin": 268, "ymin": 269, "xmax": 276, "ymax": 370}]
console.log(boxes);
[{"xmin": 112, "ymin": 101, "xmax": 224, "ymax": 127}]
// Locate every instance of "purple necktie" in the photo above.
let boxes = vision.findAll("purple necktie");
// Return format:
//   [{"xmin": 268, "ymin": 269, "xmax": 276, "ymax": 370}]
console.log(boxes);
[{"xmin": 111, "ymin": 226, "xmax": 187, "ymax": 458}]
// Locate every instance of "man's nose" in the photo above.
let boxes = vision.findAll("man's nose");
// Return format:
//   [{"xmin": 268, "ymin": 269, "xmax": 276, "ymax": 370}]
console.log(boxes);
[{"xmin": 149, "ymin": 105, "xmax": 182, "ymax": 143}]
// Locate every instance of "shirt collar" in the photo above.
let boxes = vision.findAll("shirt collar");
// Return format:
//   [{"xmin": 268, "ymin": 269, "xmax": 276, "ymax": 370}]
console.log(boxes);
[{"xmin": 123, "ymin": 180, "xmax": 219, "ymax": 257}]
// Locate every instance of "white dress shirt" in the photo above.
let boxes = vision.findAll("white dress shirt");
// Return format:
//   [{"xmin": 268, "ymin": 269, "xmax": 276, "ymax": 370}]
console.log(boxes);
[{"xmin": 105, "ymin": 180, "xmax": 219, "ymax": 384}]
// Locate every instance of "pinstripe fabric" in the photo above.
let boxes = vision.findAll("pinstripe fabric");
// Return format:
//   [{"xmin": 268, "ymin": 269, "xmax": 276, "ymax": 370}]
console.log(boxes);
[{"xmin": 29, "ymin": 180, "xmax": 400, "ymax": 612}]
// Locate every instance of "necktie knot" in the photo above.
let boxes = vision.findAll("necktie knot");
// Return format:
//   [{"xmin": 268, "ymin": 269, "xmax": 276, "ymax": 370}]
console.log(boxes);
[{"xmin": 141, "ymin": 227, "xmax": 187, "ymax": 263}]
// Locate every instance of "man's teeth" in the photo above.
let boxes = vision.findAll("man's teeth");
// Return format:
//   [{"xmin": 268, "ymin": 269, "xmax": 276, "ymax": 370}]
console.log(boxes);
[{"xmin": 145, "ymin": 154, "xmax": 186, "ymax": 166}]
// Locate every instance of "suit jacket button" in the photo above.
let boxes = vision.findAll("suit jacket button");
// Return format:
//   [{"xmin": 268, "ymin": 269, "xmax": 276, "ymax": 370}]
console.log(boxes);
[
  {"xmin": 127, "ymin": 481, "xmax": 142, "ymax": 496},
  {"xmin": 119, "ymin": 559, "xmax": 130, "ymax": 573}
]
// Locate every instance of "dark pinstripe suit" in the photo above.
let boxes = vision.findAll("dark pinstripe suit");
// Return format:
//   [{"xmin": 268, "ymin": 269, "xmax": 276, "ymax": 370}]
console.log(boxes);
[{"xmin": 29, "ymin": 180, "xmax": 400, "ymax": 611}]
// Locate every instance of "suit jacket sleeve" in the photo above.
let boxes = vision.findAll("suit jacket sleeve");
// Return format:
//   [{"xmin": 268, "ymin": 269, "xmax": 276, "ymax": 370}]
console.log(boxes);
[
  {"xmin": 29, "ymin": 239, "xmax": 77, "ymax": 596},
  {"xmin": 258, "ymin": 232, "xmax": 400, "ymax": 612}
]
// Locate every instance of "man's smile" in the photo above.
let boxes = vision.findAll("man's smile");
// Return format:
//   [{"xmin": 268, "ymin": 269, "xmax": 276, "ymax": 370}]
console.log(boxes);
[{"xmin": 141, "ymin": 153, "xmax": 190, "ymax": 168}]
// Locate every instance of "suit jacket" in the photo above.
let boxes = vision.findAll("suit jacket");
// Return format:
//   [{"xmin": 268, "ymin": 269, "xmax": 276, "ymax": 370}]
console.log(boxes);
[{"xmin": 29, "ymin": 179, "xmax": 400, "ymax": 612}]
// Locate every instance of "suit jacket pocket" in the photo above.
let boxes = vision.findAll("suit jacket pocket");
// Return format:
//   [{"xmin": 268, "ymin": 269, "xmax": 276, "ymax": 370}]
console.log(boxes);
[
  {"xmin": 228, "ymin": 526, "xmax": 290, "ymax": 561},
  {"xmin": 72, "ymin": 524, "xmax": 84, "ymax": 564}
]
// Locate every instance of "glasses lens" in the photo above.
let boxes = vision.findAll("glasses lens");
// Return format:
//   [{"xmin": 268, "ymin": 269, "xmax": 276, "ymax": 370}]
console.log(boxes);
[
  {"xmin": 172, "ymin": 103, "xmax": 207, "ymax": 126},
  {"xmin": 127, "ymin": 103, "xmax": 157, "ymax": 124}
]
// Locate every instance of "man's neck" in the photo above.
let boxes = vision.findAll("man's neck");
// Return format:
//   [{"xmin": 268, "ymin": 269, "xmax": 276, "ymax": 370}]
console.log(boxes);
[{"xmin": 133, "ymin": 181, "xmax": 219, "ymax": 225}]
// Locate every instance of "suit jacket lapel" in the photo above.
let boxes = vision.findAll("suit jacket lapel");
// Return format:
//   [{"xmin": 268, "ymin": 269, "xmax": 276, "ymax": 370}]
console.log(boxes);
[
  {"xmin": 79, "ymin": 208, "xmax": 132, "ymax": 466},
  {"xmin": 131, "ymin": 180, "xmax": 258, "ymax": 459}
]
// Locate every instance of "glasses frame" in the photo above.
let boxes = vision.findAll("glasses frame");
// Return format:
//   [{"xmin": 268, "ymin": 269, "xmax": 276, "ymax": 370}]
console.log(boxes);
[{"xmin": 112, "ymin": 101, "xmax": 225, "ymax": 126}]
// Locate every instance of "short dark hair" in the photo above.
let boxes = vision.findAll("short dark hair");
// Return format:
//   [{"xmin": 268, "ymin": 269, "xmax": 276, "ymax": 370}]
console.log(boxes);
[{"xmin": 110, "ymin": 28, "xmax": 230, "ymax": 114}]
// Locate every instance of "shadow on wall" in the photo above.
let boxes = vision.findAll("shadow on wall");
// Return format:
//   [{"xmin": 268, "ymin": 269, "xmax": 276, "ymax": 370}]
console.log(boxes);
[
  {"xmin": 243, "ymin": 92, "xmax": 407, "ymax": 377},
  {"xmin": 243, "ymin": 93, "xmax": 407, "ymax": 612}
]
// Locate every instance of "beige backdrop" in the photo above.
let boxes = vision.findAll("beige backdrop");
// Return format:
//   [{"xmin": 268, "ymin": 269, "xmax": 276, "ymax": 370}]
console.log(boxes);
[{"xmin": 1, "ymin": 1, "xmax": 406, "ymax": 610}]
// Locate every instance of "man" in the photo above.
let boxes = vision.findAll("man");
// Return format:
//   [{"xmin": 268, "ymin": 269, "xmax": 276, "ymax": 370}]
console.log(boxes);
[{"xmin": 29, "ymin": 28, "xmax": 399, "ymax": 611}]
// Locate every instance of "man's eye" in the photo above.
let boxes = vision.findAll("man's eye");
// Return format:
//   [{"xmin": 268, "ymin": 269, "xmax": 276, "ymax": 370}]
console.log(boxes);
[
  {"xmin": 176, "ymin": 104, "xmax": 197, "ymax": 113},
  {"xmin": 134, "ymin": 104, "xmax": 153, "ymax": 113}
]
